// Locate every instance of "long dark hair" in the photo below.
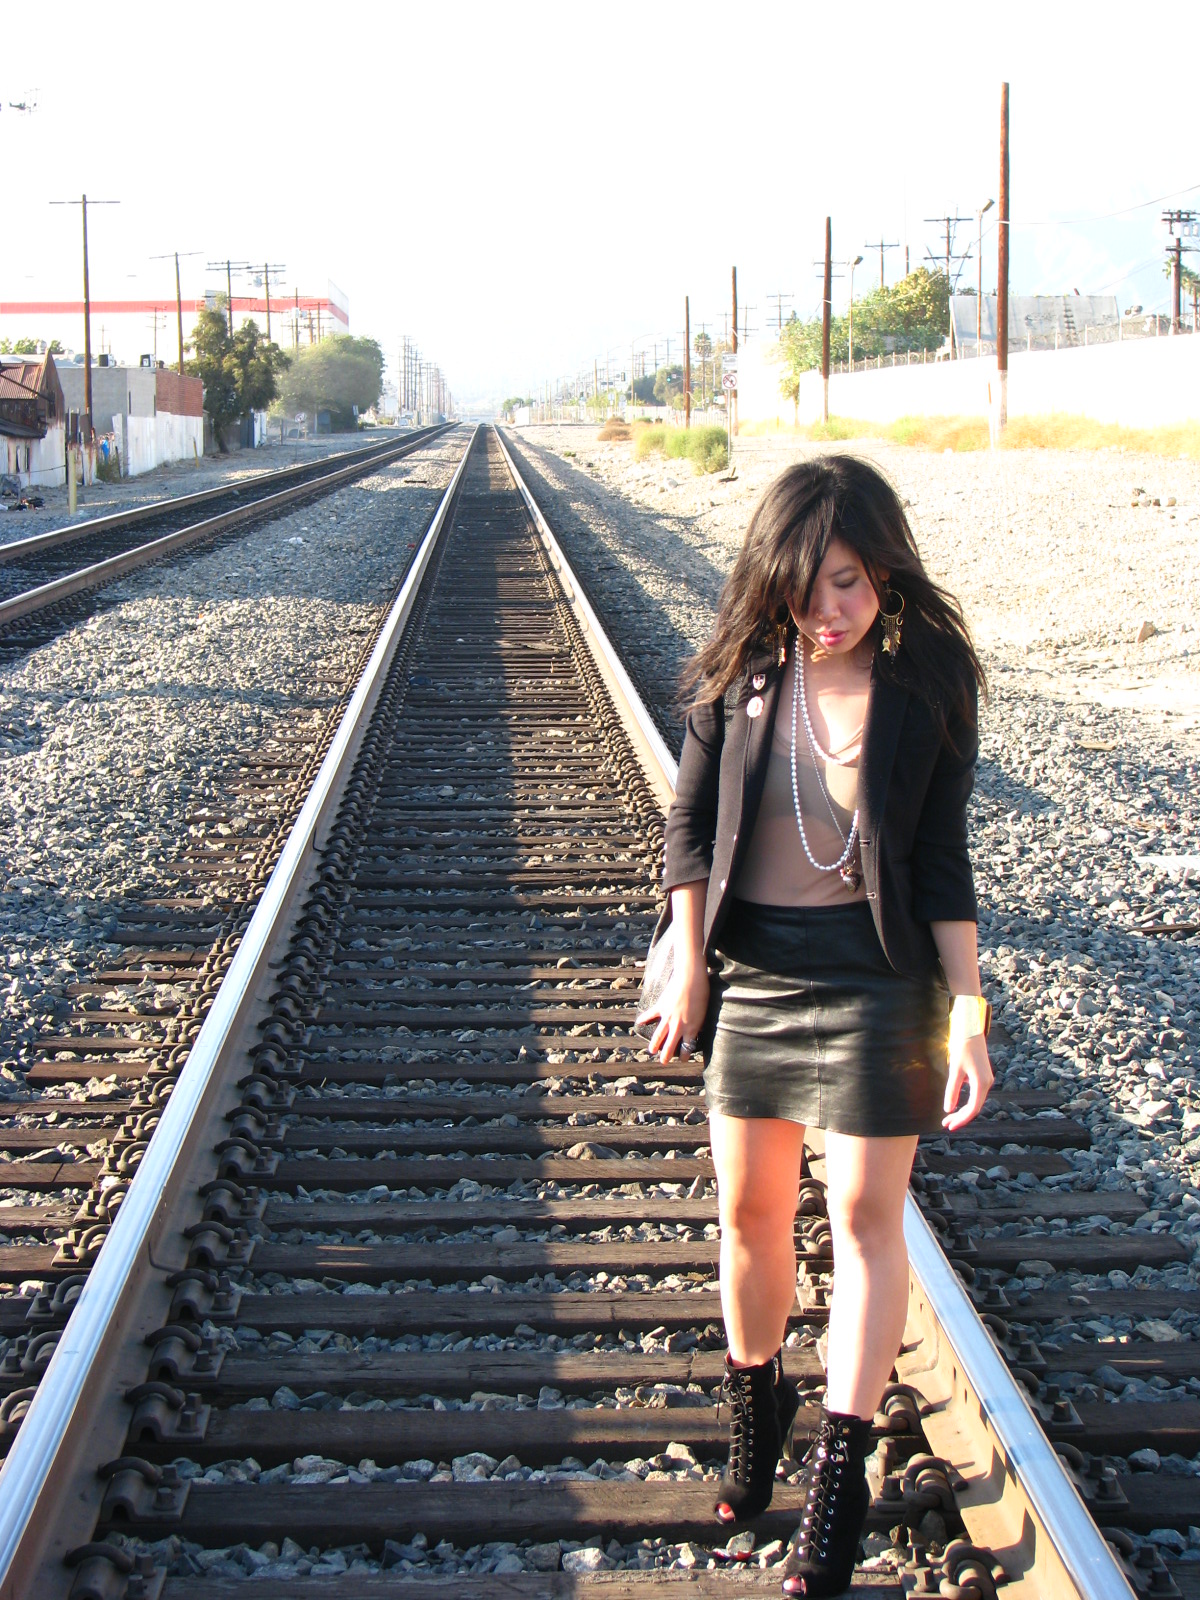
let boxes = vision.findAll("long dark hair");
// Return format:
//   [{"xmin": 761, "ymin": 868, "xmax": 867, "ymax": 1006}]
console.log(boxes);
[{"xmin": 680, "ymin": 455, "xmax": 986, "ymax": 738}]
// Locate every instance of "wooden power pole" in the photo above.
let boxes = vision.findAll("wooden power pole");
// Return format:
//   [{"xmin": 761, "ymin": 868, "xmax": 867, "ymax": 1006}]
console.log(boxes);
[
  {"xmin": 997, "ymin": 82, "xmax": 1010, "ymax": 431},
  {"xmin": 731, "ymin": 265, "xmax": 738, "ymax": 433},
  {"xmin": 821, "ymin": 218, "xmax": 832, "ymax": 424},
  {"xmin": 684, "ymin": 296, "xmax": 692, "ymax": 429}
]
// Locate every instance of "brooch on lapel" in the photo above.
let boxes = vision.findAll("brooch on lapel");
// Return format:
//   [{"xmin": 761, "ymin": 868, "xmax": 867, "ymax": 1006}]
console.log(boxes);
[
  {"xmin": 752, "ymin": 673, "xmax": 766, "ymax": 691},
  {"xmin": 746, "ymin": 696, "xmax": 764, "ymax": 719}
]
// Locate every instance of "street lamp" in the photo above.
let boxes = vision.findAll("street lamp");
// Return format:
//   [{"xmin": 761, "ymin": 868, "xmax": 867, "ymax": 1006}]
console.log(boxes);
[
  {"xmin": 977, "ymin": 198, "xmax": 994, "ymax": 352},
  {"xmin": 848, "ymin": 255, "xmax": 864, "ymax": 369}
]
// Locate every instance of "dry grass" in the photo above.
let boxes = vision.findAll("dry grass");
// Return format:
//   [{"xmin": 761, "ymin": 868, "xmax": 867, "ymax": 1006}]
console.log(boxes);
[
  {"xmin": 739, "ymin": 413, "xmax": 1200, "ymax": 459},
  {"xmin": 597, "ymin": 419, "xmax": 633, "ymax": 441}
]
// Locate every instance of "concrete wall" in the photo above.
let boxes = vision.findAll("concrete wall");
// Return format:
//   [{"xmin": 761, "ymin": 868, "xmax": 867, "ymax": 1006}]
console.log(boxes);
[
  {"xmin": 110, "ymin": 412, "xmax": 205, "ymax": 478},
  {"xmin": 5, "ymin": 423, "xmax": 66, "ymax": 489},
  {"xmin": 59, "ymin": 365, "xmax": 158, "ymax": 426},
  {"xmin": 736, "ymin": 330, "xmax": 1200, "ymax": 430}
]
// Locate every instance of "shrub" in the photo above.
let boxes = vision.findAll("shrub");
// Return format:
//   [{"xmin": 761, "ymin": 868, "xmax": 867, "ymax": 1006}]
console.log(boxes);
[
  {"xmin": 636, "ymin": 423, "xmax": 728, "ymax": 473},
  {"xmin": 598, "ymin": 419, "xmax": 632, "ymax": 441}
]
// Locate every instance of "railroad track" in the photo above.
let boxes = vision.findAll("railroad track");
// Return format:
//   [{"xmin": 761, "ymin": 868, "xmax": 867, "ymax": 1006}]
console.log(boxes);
[
  {"xmin": 0, "ymin": 426, "xmax": 471, "ymax": 1479},
  {"xmin": 0, "ymin": 425, "xmax": 450, "ymax": 645},
  {"xmin": 0, "ymin": 425, "xmax": 1168, "ymax": 1596}
]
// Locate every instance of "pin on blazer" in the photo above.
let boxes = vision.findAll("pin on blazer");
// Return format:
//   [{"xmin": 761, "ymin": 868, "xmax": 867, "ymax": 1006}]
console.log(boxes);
[{"xmin": 660, "ymin": 646, "xmax": 979, "ymax": 980}]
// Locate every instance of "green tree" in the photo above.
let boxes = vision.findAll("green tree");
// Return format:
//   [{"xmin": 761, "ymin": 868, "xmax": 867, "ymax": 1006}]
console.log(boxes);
[
  {"xmin": 499, "ymin": 395, "xmax": 531, "ymax": 418},
  {"xmin": 775, "ymin": 268, "xmax": 950, "ymax": 400},
  {"xmin": 653, "ymin": 364, "xmax": 685, "ymax": 406},
  {"xmin": 274, "ymin": 335, "xmax": 385, "ymax": 431},
  {"xmin": 631, "ymin": 373, "xmax": 657, "ymax": 404},
  {"xmin": 187, "ymin": 299, "xmax": 286, "ymax": 448}
]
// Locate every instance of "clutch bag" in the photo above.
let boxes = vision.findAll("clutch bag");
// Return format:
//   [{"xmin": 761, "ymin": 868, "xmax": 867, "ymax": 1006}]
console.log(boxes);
[{"xmin": 633, "ymin": 920, "xmax": 675, "ymax": 1041}]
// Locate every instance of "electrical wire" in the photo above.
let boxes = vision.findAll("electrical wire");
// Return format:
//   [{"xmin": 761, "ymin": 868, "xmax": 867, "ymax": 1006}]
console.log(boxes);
[{"xmin": 1017, "ymin": 180, "xmax": 1200, "ymax": 229}]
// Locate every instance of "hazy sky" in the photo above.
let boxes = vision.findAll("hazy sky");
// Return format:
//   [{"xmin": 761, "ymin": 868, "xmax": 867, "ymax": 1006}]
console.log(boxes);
[{"xmin": 5, "ymin": 2, "xmax": 1198, "ymax": 408}]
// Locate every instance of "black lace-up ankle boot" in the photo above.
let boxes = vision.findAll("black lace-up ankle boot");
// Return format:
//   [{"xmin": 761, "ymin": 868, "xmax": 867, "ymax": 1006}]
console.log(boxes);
[
  {"xmin": 714, "ymin": 1350, "xmax": 800, "ymax": 1524},
  {"xmin": 780, "ymin": 1407, "xmax": 874, "ymax": 1597}
]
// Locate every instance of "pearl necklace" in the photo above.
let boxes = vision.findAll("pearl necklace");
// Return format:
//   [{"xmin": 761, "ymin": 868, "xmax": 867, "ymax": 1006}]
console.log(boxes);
[{"xmin": 790, "ymin": 641, "xmax": 863, "ymax": 890}]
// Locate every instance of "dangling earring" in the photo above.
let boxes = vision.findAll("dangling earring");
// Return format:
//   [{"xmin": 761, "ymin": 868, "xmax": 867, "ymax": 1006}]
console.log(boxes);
[
  {"xmin": 879, "ymin": 587, "xmax": 904, "ymax": 655},
  {"xmin": 775, "ymin": 621, "xmax": 788, "ymax": 666}
]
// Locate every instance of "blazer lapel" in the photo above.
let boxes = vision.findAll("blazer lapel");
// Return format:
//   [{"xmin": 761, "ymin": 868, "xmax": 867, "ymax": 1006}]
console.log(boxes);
[
  {"xmin": 735, "ymin": 652, "xmax": 784, "ymax": 862},
  {"xmin": 859, "ymin": 664, "xmax": 908, "ymax": 847}
]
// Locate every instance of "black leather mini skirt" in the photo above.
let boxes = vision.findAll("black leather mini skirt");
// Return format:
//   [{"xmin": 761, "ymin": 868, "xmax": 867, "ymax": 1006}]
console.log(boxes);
[{"xmin": 702, "ymin": 899, "xmax": 949, "ymax": 1137}]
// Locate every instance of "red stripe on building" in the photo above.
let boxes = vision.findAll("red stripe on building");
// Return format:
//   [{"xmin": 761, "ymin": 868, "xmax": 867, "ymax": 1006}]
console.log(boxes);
[{"xmin": 1, "ymin": 297, "xmax": 349, "ymax": 325}]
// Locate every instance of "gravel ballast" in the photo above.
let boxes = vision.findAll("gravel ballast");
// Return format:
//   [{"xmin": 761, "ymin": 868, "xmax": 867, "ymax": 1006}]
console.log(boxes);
[{"xmin": 0, "ymin": 430, "xmax": 465, "ymax": 1088}]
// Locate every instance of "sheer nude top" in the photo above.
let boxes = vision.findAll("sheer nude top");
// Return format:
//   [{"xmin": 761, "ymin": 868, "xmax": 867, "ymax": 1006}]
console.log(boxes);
[{"xmin": 733, "ymin": 651, "xmax": 867, "ymax": 907}]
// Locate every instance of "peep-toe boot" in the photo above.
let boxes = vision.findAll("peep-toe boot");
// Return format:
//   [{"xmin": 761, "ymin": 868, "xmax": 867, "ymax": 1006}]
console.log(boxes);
[
  {"xmin": 714, "ymin": 1350, "xmax": 797, "ymax": 1524},
  {"xmin": 780, "ymin": 1407, "xmax": 874, "ymax": 1597}
]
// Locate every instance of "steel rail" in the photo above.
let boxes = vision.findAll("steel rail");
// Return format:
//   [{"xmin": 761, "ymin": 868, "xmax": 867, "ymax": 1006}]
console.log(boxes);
[
  {"xmin": 0, "ymin": 428, "xmax": 429, "ymax": 563},
  {"xmin": 493, "ymin": 426, "xmax": 1133, "ymax": 1600},
  {"xmin": 0, "ymin": 425, "xmax": 452, "ymax": 628},
  {"xmin": 0, "ymin": 424, "xmax": 479, "ymax": 1594}
]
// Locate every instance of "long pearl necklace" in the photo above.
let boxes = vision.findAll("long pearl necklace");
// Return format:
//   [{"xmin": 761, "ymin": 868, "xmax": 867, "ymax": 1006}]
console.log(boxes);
[{"xmin": 789, "ymin": 640, "xmax": 862, "ymax": 890}]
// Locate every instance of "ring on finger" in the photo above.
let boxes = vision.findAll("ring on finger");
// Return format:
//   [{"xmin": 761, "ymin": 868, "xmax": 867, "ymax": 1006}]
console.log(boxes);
[{"xmin": 680, "ymin": 1037, "xmax": 698, "ymax": 1056}]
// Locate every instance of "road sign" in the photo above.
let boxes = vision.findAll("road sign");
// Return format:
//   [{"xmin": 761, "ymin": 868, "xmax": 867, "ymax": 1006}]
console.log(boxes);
[{"xmin": 722, "ymin": 371, "xmax": 737, "ymax": 391}]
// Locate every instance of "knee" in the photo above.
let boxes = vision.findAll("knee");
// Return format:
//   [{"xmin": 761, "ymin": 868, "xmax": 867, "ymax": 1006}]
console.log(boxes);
[
  {"xmin": 827, "ymin": 1190, "xmax": 905, "ymax": 1259},
  {"xmin": 720, "ymin": 1186, "xmax": 794, "ymax": 1245}
]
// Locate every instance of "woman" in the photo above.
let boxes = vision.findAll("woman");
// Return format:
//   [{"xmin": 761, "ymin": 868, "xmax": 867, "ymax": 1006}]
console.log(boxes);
[{"xmin": 637, "ymin": 456, "xmax": 992, "ymax": 1598}]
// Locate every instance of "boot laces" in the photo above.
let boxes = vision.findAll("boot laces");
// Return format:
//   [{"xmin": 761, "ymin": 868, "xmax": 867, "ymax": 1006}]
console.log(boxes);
[
  {"xmin": 795, "ymin": 1421, "xmax": 850, "ymax": 1559},
  {"xmin": 722, "ymin": 1367, "xmax": 756, "ymax": 1482}
]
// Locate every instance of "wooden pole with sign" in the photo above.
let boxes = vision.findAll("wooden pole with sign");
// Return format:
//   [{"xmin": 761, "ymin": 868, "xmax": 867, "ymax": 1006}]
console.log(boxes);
[
  {"xmin": 997, "ymin": 83, "xmax": 1010, "ymax": 432},
  {"xmin": 684, "ymin": 297, "xmax": 691, "ymax": 429},
  {"xmin": 821, "ymin": 218, "xmax": 832, "ymax": 424}
]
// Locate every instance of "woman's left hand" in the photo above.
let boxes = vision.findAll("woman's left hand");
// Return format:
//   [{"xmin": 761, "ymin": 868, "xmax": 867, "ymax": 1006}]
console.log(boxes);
[{"xmin": 942, "ymin": 1033, "xmax": 993, "ymax": 1131}]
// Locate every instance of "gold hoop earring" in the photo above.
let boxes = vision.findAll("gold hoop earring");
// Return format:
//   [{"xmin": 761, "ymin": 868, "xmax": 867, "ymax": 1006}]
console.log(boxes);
[{"xmin": 879, "ymin": 587, "xmax": 904, "ymax": 656}]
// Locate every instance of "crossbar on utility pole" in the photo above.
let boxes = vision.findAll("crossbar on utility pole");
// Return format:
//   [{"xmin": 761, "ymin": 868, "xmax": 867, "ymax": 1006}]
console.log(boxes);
[
  {"xmin": 997, "ymin": 82, "xmax": 1010, "ymax": 432},
  {"xmin": 50, "ymin": 194, "xmax": 119, "ymax": 444}
]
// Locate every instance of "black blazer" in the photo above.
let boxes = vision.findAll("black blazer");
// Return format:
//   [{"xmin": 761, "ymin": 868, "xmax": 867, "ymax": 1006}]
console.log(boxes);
[{"xmin": 662, "ymin": 646, "xmax": 979, "ymax": 980}]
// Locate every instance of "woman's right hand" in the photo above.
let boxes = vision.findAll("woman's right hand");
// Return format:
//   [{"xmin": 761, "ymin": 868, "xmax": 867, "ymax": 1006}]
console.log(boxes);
[{"xmin": 636, "ymin": 963, "xmax": 710, "ymax": 1064}]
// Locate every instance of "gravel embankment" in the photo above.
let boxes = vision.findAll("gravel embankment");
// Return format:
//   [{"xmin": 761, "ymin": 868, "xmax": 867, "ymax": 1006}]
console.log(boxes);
[
  {"xmin": 0, "ymin": 430, "xmax": 410, "ymax": 544},
  {"xmin": 0, "ymin": 430, "xmax": 465, "ymax": 1088},
  {"xmin": 502, "ymin": 425, "xmax": 1200, "ymax": 1472}
]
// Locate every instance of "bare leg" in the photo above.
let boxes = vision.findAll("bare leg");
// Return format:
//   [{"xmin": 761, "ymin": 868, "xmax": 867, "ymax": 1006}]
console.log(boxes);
[
  {"xmin": 822, "ymin": 1132, "xmax": 917, "ymax": 1418},
  {"xmin": 709, "ymin": 1113, "xmax": 807, "ymax": 1365}
]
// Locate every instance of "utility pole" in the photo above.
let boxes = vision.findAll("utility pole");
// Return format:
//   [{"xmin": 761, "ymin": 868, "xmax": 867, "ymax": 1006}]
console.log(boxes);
[
  {"xmin": 50, "ymin": 194, "xmax": 118, "ymax": 444},
  {"xmin": 997, "ymin": 81, "xmax": 1010, "ymax": 432},
  {"xmin": 151, "ymin": 250, "xmax": 202, "ymax": 375},
  {"xmin": 731, "ymin": 265, "xmax": 738, "ymax": 433},
  {"xmin": 207, "ymin": 260, "xmax": 252, "ymax": 337},
  {"xmin": 1162, "ymin": 211, "xmax": 1198, "ymax": 334},
  {"xmin": 766, "ymin": 292, "xmax": 793, "ymax": 332},
  {"xmin": 251, "ymin": 263, "xmax": 286, "ymax": 342},
  {"xmin": 864, "ymin": 238, "xmax": 898, "ymax": 290},
  {"xmin": 924, "ymin": 212, "xmax": 972, "ymax": 355},
  {"xmin": 684, "ymin": 296, "xmax": 692, "ymax": 429},
  {"xmin": 822, "ymin": 217, "xmax": 832, "ymax": 424}
]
